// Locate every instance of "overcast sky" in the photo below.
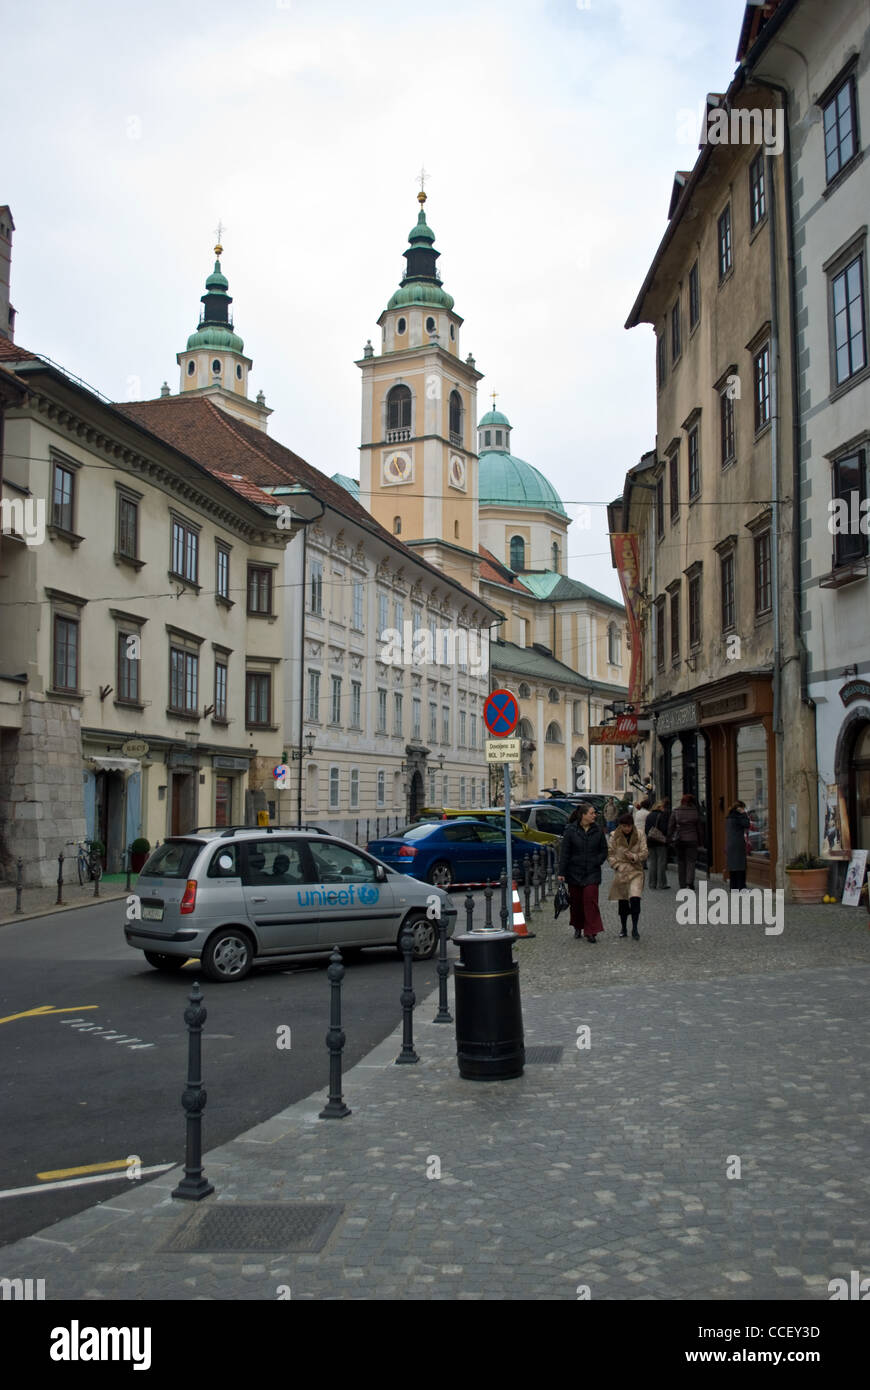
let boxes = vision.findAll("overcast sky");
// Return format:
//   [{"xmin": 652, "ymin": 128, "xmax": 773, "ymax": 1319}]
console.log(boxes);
[{"xmin": 5, "ymin": 0, "xmax": 748, "ymax": 601}]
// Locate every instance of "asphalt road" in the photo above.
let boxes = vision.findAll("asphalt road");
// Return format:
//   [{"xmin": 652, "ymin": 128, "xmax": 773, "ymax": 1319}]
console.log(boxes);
[{"xmin": 0, "ymin": 894, "xmax": 489, "ymax": 1247}]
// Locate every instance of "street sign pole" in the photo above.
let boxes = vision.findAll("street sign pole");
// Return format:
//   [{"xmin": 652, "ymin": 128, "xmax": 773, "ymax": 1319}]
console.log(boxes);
[{"xmin": 504, "ymin": 762, "xmax": 512, "ymax": 906}]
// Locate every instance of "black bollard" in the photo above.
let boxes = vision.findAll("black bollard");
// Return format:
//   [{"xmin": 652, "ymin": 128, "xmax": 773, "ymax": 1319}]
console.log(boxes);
[
  {"xmin": 125, "ymin": 845, "xmax": 132, "ymax": 894},
  {"xmin": 15, "ymin": 857, "xmax": 23, "ymax": 914},
  {"xmin": 541, "ymin": 847, "xmax": 548, "ymax": 902},
  {"xmin": 395, "ymin": 924, "xmax": 419, "ymax": 1064},
  {"xmin": 319, "ymin": 948, "xmax": 351, "ymax": 1118},
  {"xmin": 548, "ymin": 846, "xmax": 555, "ymax": 894},
  {"xmin": 171, "ymin": 981, "xmax": 215, "ymax": 1200},
  {"xmin": 523, "ymin": 855, "xmax": 531, "ymax": 921},
  {"xmin": 55, "ymin": 851, "xmax": 64, "ymax": 906},
  {"xmin": 533, "ymin": 849, "xmax": 541, "ymax": 908},
  {"xmin": 483, "ymin": 880, "xmax": 494, "ymax": 928},
  {"xmin": 499, "ymin": 868, "xmax": 509, "ymax": 931},
  {"xmin": 93, "ymin": 855, "xmax": 100, "ymax": 897},
  {"xmin": 433, "ymin": 912, "xmax": 452, "ymax": 1024},
  {"xmin": 464, "ymin": 889, "xmax": 475, "ymax": 933}
]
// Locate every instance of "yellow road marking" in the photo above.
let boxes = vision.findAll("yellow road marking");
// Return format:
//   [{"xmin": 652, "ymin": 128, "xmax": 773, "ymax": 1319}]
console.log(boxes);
[
  {"xmin": 37, "ymin": 1159, "xmax": 131, "ymax": 1181},
  {"xmin": 0, "ymin": 1004, "xmax": 98, "ymax": 1025}
]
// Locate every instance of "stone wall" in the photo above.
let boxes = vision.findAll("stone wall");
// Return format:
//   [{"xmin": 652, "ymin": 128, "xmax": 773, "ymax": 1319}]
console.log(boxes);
[{"xmin": 0, "ymin": 698, "xmax": 86, "ymax": 885}]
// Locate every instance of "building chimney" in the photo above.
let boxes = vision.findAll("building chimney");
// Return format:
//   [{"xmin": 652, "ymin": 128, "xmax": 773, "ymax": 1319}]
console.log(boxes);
[{"xmin": 0, "ymin": 207, "xmax": 16, "ymax": 341}]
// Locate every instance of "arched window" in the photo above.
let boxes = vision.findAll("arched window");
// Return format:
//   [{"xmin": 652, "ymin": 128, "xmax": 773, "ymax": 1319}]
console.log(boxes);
[
  {"xmin": 545, "ymin": 722, "xmax": 563, "ymax": 743},
  {"xmin": 510, "ymin": 536, "xmax": 525, "ymax": 571},
  {"xmin": 518, "ymin": 683, "xmax": 531, "ymax": 700},
  {"xmin": 387, "ymin": 384, "xmax": 411, "ymax": 432},
  {"xmin": 393, "ymin": 516, "xmax": 402, "ymax": 535},
  {"xmin": 449, "ymin": 390, "xmax": 462, "ymax": 442},
  {"xmin": 454, "ymin": 520, "xmax": 460, "ymax": 539},
  {"xmin": 552, "ymin": 541, "xmax": 560, "ymax": 572},
  {"xmin": 608, "ymin": 622, "xmax": 621, "ymax": 665},
  {"xmin": 548, "ymin": 687, "xmax": 560, "ymax": 704}
]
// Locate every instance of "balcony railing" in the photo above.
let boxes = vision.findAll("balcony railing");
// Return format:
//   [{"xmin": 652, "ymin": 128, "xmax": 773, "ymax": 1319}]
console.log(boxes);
[
  {"xmin": 449, "ymin": 431, "xmax": 462, "ymax": 448},
  {"xmin": 386, "ymin": 427, "xmax": 411, "ymax": 443}
]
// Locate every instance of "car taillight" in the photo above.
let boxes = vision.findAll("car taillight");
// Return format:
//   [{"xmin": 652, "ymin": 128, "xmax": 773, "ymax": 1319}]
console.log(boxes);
[
  {"xmin": 398, "ymin": 846, "xmax": 417, "ymax": 858},
  {"xmin": 180, "ymin": 879, "xmax": 198, "ymax": 914}
]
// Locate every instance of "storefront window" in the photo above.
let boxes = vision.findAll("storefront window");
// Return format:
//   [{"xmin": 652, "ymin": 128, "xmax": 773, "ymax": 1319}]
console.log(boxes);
[
  {"xmin": 736, "ymin": 723, "xmax": 769, "ymax": 856},
  {"xmin": 215, "ymin": 776, "xmax": 232, "ymax": 828},
  {"xmin": 669, "ymin": 738, "xmax": 683, "ymax": 808}
]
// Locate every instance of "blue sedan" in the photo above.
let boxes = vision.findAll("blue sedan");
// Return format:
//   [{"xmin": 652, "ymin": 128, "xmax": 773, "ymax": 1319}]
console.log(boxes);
[{"xmin": 367, "ymin": 819, "xmax": 539, "ymax": 887}]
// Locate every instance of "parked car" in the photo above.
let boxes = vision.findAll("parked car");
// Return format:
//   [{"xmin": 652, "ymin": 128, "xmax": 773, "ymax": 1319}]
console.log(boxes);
[
  {"xmin": 436, "ymin": 805, "xmax": 554, "ymax": 841},
  {"xmin": 509, "ymin": 803, "xmax": 570, "ymax": 841},
  {"xmin": 124, "ymin": 827, "xmax": 456, "ymax": 982},
  {"xmin": 366, "ymin": 818, "xmax": 538, "ymax": 887}
]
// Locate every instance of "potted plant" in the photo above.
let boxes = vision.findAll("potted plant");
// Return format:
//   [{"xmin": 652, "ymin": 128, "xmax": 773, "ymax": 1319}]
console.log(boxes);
[
  {"xmin": 785, "ymin": 852, "xmax": 829, "ymax": 904},
  {"xmin": 130, "ymin": 837, "xmax": 151, "ymax": 873}
]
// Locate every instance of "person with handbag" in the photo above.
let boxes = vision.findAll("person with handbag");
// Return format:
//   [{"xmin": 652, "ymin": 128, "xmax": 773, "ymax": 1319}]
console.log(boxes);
[
  {"xmin": 557, "ymin": 803, "xmax": 609, "ymax": 943},
  {"xmin": 607, "ymin": 812, "xmax": 648, "ymax": 938},
  {"xmin": 645, "ymin": 798, "xmax": 670, "ymax": 889},
  {"xmin": 667, "ymin": 793, "xmax": 703, "ymax": 889}
]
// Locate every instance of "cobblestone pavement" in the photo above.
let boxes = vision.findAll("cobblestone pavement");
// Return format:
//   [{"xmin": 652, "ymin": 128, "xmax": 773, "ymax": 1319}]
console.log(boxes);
[
  {"xmin": 0, "ymin": 878, "xmax": 127, "ymax": 925},
  {"xmin": 1, "ymin": 870, "xmax": 868, "ymax": 1301}
]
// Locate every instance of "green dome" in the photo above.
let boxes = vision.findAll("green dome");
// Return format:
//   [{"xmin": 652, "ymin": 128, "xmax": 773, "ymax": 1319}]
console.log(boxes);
[
  {"xmin": 478, "ymin": 408, "xmax": 511, "ymax": 428},
  {"xmin": 407, "ymin": 210, "xmax": 436, "ymax": 245},
  {"xmin": 387, "ymin": 281, "xmax": 455, "ymax": 311},
  {"xmin": 186, "ymin": 325, "xmax": 245, "ymax": 352},
  {"xmin": 479, "ymin": 451, "xmax": 568, "ymax": 517},
  {"xmin": 204, "ymin": 263, "xmax": 229, "ymax": 292}
]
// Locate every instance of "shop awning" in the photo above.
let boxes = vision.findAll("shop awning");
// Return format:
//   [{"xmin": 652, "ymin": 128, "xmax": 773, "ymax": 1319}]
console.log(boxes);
[{"xmin": 88, "ymin": 756, "xmax": 141, "ymax": 773}]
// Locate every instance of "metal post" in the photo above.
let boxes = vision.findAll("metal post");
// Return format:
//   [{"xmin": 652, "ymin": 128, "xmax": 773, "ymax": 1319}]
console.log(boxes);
[
  {"xmin": 355, "ymin": 818, "xmax": 359, "ymax": 845},
  {"xmin": 55, "ymin": 851, "xmax": 64, "ymax": 906},
  {"xmin": 499, "ymin": 868, "xmax": 509, "ymax": 931},
  {"xmin": 503, "ymin": 762, "xmax": 513, "ymax": 904},
  {"xmin": 376, "ymin": 817, "xmax": 380, "ymax": 839},
  {"xmin": 14, "ymin": 857, "xmax": 23, "ymax": 913},
  {"xmin": 433, "ymin": 914, "xmax": 452, "ymax": 1024},
  {"xmin": 171, "ymin": 981, "xmax": 215, "ymax": 1200},
  {"xmin": 125, "ymin": 845, "xmax": 132, "ymax": 893},
  {"xmin": 395, "ymin": 924, "xmax": 419, "ymax": 1063},
  {"xmin": 533, "ymin": 849, "xmax": 541, "ymax": 908},
  {"xmin": 465, "ymin": 889, "xmax": 475, "ymax": 933},
  {"xmin": 523, "ymin": 855, "xmax": 531, "ymax": 921},
  {"xmin": 365, "ymin": 818, "xmax": 370, "ymax": 846},
  {"xmin": 319, "ymin": 948, "xmax": 351, "ymax": 1118},
  {"xmin": 483, "ymin": 880, "xmax": 494, "ymax": 928},
  {"xmin": 93, "ymin": 853, "xmax": 100, "ymax": 897}
]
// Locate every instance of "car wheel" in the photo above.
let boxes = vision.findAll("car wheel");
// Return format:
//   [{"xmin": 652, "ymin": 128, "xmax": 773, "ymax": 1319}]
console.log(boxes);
[
  {"xmin": 427, "ymin": 860, "xmax": 453, "ymax": 887},
  {"xmin": 202, "ymin": 929, "xmax": 253, "ymax": 983},
  {"xmin": 143, "ymin": 951, "xmax": 186, "ymax": 972},
  {"xmin": 396, "ymin": 913, "xmax": 438, "ymax": 961}
]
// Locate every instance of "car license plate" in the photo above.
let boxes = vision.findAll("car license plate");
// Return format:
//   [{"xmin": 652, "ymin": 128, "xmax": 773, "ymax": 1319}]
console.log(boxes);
[{"xmin": 142, "ymin": 905, "xmax": 164, "ymax": 921}]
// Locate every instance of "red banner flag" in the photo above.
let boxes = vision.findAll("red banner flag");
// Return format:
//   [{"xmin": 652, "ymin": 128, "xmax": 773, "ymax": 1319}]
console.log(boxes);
[{"xmin": 612, "ymin": 533, "xmax": 643, "ymax": 705}]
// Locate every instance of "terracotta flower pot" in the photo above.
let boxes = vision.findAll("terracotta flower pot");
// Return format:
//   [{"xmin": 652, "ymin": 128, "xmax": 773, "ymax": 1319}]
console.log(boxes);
[{"xmin": 785, "ymin": 866, "xmax": 828, "ymax": 904}]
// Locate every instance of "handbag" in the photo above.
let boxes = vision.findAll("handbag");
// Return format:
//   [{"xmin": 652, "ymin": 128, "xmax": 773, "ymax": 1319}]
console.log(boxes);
[
  {"xmin": 647, "ymin": 824, "xmax": 666, "ymax": 844},
  {"xmin": 554, "ymin": 881, "xmax": 570, "ymax": 918}
]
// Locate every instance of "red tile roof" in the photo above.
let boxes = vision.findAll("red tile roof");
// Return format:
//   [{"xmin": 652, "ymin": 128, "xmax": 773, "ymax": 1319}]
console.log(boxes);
[
  {"xmin": 478, "ymin": 544, "xmax": 518, "ymax": 588},
  {"xmin": 0, "ymin": 338, "xmax": 38, "ymax": 362},
  {"xmin": 118, "ymin": 395, "xmax": 495, "ymax": 611}
]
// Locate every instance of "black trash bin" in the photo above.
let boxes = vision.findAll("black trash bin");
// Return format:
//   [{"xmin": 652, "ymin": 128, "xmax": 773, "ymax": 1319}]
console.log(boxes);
[{"xmin": 454, "ymin": 930, "xmax": 524, "ymax": 1080}]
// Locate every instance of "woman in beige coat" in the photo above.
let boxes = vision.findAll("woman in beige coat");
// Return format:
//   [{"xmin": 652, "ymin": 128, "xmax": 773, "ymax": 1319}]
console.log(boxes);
[{"xmin": 607, "ymin": 812, "xmax": 648, "ymax": 940}]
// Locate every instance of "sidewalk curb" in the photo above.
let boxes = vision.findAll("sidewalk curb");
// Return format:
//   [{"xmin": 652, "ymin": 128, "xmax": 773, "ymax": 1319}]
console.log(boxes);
[{"xmin": 0, "ymin": 889, "xmax": 127, "ymax": 929}]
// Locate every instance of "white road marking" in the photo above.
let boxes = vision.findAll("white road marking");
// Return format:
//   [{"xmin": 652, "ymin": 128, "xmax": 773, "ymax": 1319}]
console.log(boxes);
[{"xmin": 0, "ymin": 1164, "xmax": 175, "ymax": 1200}]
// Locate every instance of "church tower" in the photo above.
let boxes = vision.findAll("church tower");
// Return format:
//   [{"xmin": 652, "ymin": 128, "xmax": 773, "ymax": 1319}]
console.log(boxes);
[
  {"xmin": 357, "ymin": 190, "xmax": 483, "ymax": 592},
  {"xmin": 177, "ymin": 239, "xmax": 272, "ymax": 432}
]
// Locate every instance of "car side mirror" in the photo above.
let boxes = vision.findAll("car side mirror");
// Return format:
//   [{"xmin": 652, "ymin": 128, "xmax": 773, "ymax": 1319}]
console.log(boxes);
[{"xmin": 375, "ymin": 864, "xmax": 387, "ymax": 881}]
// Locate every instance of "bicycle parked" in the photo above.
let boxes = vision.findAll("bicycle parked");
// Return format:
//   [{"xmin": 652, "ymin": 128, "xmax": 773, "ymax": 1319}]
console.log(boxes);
[{"xmin": 67, "ymin": 839, "xmax": 103, "ymax": 885}]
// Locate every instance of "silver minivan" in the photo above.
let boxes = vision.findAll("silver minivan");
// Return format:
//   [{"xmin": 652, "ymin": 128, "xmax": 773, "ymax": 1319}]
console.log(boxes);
[{"xmin": 124, "ymin": 828, "xmax": 456, "ymax": 982}]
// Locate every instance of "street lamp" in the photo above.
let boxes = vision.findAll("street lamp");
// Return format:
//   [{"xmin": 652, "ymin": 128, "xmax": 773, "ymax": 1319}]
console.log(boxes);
[{"xmin": 291, "ymin": 731, "xmax": 316, "ymax": 760}]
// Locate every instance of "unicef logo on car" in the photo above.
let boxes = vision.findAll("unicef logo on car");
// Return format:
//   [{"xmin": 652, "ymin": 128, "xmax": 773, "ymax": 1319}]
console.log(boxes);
[{"xmin": 358, "ymin": 884, "xmax": 379, "ymax": 905}]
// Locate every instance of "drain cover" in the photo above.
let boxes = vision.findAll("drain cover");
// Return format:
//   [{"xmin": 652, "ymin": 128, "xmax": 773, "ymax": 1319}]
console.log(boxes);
[
  {"xmin": 524, "ymin": 1045, "xmax": 564, "ymax": 1064},
  {"xmin": 162, "ymin": 1203, "xmax": 343, "ymax": 1254}
]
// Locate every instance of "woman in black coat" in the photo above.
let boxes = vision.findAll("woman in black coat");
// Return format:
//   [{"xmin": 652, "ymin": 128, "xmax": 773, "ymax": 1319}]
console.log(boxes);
[
  {"xmin": 558, "ymin": 803, "xmax": 609, "ymax": 942},
  {"xmin": 725, "ymin": 801, "xmax": 751, "ymax": 891}
]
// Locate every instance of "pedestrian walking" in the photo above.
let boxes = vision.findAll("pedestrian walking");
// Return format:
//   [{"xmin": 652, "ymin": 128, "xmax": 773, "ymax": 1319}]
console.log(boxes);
[
  {"xmin": 608, "ymin": 813, "xmax": 648, "ymax": 939},
  {"xmin": 557, "ymin": 803, "xmax": 609, "ymax": 943},
  {"xmin": 603, "ymin": 796, "xmax": 618, "ymax": 833},
  {"xmin": 644, "ymin": 799, "xmax": 670, "ymax": 889},
  {"xmin": 668, "ymin": 793, "xmax": 704, "ymax": 889},
  {"xmin": 634, "ymin": 797, "xmax": 651, "ymax": 836},
  {"xmin": 725, "ymin": 800, "xmax": 751, "ymax": 892}
]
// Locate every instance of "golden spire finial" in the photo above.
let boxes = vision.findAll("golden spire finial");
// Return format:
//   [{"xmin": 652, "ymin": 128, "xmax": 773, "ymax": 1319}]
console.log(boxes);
[
  {"xmin": 417, "ymin": 166, "xmax": 428, "ymax": 204},
  {"xmin": 491, "ymin": 389, "xmax": 498, "ymax": 410},
  {"xmin": 214, "ymin": 219, "xmax": 225, "ymax": 257}
]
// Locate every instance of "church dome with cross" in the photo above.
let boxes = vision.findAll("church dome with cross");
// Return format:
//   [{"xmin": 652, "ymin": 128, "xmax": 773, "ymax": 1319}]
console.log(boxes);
[{"xmin": 477, "ymin": 400, "xmax": 568, "ymax": 518}]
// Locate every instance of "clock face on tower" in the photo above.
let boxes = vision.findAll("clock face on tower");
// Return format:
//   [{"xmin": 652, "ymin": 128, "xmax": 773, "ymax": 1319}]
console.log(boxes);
[
  {"xmin": 382, "ymin": 450, "xmax": 413, "ymax": 485},
  {"xmin": 448, "ymin": 454, "xmax": 466, "ymax": 491}
]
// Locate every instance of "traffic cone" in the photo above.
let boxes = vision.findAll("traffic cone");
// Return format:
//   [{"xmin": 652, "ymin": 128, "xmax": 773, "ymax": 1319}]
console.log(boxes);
[{"xmin": 511, "ymin": 882, "xmax": 536, "ymax": 939}]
